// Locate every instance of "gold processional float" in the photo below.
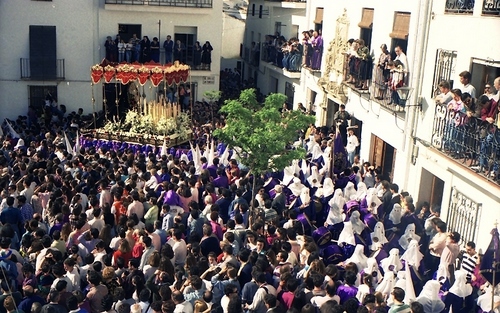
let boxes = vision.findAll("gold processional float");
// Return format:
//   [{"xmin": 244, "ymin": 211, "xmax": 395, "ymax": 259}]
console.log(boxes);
[{"xmin": 86, "ymin": 60, "xmax": 193, "ymax": 147}]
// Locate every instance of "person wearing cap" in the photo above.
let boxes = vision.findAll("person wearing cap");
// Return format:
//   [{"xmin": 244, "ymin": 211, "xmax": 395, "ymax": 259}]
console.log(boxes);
[{"xmin": 484, "ymin": 83, "xmax": 495, "ymax": 99}]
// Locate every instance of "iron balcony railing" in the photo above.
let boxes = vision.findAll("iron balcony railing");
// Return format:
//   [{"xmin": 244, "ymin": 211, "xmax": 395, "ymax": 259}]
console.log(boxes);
[
  {"xmin": 342, "ymin": 54, "xmax": 407, "ymax": 114},
  {"xmin": 483, "ymin": 0, "xmax": 500, "ymax": 16},
  {"xmin": 105, "ymin": 0, "xmax": 213, "ymax": 8},
  {"xmin": 445, "ymin": 0, "xmax": 475, "ymax": 14},
  {"xmin": 431, "ymin": 102, "xmax": 500, "ymax": 184},
  {"xmin": 20, "ymin": 58, "xmax": 65, "ymax": 80}
]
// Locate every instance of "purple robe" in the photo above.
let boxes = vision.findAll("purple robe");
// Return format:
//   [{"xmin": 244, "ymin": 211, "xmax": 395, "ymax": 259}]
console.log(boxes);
[
  {"xmin": 164, "ymin": 190, "xmax": 181, "ymax": 207},
  {"xmin": 212, "ymin": 175, "xmax": 229, "ymax": 188},
  {"xmin": 310, "ymin": 35, "xmax": 323, "ymax": 70},
  {"xmin": 336, "ymin": 284, "xmax": 358, "ymax": 304}
]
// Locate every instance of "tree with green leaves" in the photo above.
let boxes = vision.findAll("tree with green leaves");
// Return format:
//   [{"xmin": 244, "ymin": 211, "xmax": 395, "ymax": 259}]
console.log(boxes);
[{"xmin": 214, "ymin": 89, "xmax": 315, "ymax": 219}]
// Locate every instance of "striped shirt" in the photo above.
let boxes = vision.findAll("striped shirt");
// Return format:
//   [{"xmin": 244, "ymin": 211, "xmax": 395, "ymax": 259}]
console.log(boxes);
[{"xmin": 461, "ymin": 252, "xmax": 478, "ymax": 277}]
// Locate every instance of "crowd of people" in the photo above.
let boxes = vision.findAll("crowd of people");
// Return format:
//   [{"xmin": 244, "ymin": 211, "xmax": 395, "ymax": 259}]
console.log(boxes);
[
  {"xmin": 104, "ymin": 34, "xmax": 213, "ymax": 70},
  {"xmin": 0, "ymin": 83, "xmax": 498, "ymax": 313},
  {"xmin": 258, "ymin": 29, "xmax": 323, "ymax": 72},
  {"xmin": 435, "ymin": 73, "xmax": 500, "ymax": 181}
]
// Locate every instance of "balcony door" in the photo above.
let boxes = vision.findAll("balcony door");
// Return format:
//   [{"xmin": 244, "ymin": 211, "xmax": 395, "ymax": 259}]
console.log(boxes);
[
  {"xmin": 418, "ymin": 168, "xmax": 444, "ymax": 209},
  {"xmin": 118, "ymin": 24, "xmax": 142, "ymax": 42},
  {"xmin": 30, "ymin": 25, "xmax": 56, "ymax": 80},
  {"xmin": 370, "ymin": 134, "xmax": 396, "ymax": 181}
]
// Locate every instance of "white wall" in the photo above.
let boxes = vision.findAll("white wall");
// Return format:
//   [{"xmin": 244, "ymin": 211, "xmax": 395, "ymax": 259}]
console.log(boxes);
[
  {"xmin": 0, "ymin": 0, "xmax": 223, "ymax": 119},
  {"xmin": 300, "ymin": 0, "xmax": 500, "ymax": 252}
]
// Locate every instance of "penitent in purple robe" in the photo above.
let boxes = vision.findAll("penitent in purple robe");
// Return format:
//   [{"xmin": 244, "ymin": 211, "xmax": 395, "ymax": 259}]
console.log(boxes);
[{"xmin": 336, "ymin": 284, "xmax": 358, "ymax": 305}]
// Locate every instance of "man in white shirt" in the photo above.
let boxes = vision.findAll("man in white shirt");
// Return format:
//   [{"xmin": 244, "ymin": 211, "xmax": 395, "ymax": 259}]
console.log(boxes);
[
  {"xmin": 459, "ymin": 70, "xmax": 476, "ymax": 99},
  {"xmin": 244, "ymin": 272, "xmax": 277, "ymax": 313},
  {"xmin": 435, "ymin": 81, "xmax": 453, "ymax": 105},
  {"xmin": 88, "ymin": 208, "xmax": 105, "ymax": 232},
  {"xmin": 346, "ymin": 126, "xmax": 360, "ymax": 165},
  {"xmin": 172, "ymin": 290, "xmax": 193, "ymax": 313},
  {"xmin": 63, "ymin": 258, "xmax": 80, "ymax": 292},
  {"xmin": 128, "ymin": 192, "xmax": 145, "ymax": 219},
  {"xmin": 493, "ymin": 76, "xmax": 500, "ymax": 102},
  {"xmin": 99, "ymin": 181, "xmax": 112, "ymax": 208},
  {"xmin": 169, "ymin": 229, "xmax": 187, "ymax": 267},
  {"xmin": 394, "ymin": 46, "xmax": 408, "ymax": 74}
]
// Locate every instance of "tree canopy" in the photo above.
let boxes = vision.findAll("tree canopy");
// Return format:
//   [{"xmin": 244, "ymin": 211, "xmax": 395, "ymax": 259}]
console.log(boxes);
[{"xmin": 214, "ymin": 88, "xmax": 315, "ymax": 176}]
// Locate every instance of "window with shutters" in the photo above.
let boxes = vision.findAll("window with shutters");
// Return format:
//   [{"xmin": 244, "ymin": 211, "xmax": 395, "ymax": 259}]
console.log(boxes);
[
  {"xmin": 389, "ymin": 12, "xmax": 410, "ymax": 61},
  {"xmin": 358, "ymin": 8, "xmax": 374, "ymax": 50}
]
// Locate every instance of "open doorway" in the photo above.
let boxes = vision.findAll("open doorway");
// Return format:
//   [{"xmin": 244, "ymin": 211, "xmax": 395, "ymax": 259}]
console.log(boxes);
[
  {"xmin": 118, "ymin": 24, "xmax": 142, "ymax": 42},
  {"xmin": 370, "ymin": 134, "xmax": 396, "ymax": 181},
  {"xmin": 418, "ymin": 168, "xmax": 444, "ymax": 209}
]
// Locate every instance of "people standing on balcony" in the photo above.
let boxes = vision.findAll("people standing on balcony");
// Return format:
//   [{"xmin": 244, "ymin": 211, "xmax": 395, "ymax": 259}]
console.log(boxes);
[
  {"xmin": 281, "ymin": 41, "xmax": 291, "ymax": 71},
  {"xmin": 125, "ymin": 39, "xmax": 133, "ymax": 63},
  {"xmin": 334, "ymin": 104, "xmax": 352, "ymax": 146},
  {"xmin": 483, "ymin": 83, "xmax": 494, "ymax": 99},
  {"xmin": 117, "ymin": 39, "xmax": 125, "ymax": 63},
  {"xmin": 446, "ymin": 89, "xmax": 466, "ymax": 157},
  {"xmin": 104, "ymin": 36, "xmax": 117, "ymax": 62},
  {"xmin": 301, "ymin": 31, "xmax": 312, "ymax": 68},
  {"xmin": 150, "ymin": 37, "xmax": 160, "ymax": 63},
  {"xmin": 356, "ymin": 39, "xmax": 371, "ymax": 90},
  {"xmin": 163, "ymin": 35, "xmax": 174, "ymax": 64},
  {"xmin": 388, "ymin": 60, "xmax": 405, "ymax": 106},
  {"xmin": 474, "ymin": 95, "xmax": 499, "ymax": 177},
  {"xmin": 131, "ymin": 33, "xmax": 140, "ymax": 62},
  {"xmin": 374, "ymin": 44, "xmax": 391, "ymax": 100},
  {"xmin": 174, "ymin": 40, "xmax": 186, "ymax": 64},
  {"xmin": 289, "ymin": 38, "xmax": 302, "ymax": 72},
  {"xmin": 346, "ymin": 40, "xmax": 360, "ymax": 85},
  {"xmin": 493, "ymin": 76, "xmax": 500, "ymax": 102},
  {"xmin": 394, "ymin": 46, "xmax": 408, "ymax": 77},
  {"xmin": 140, "ymin": 36, "xmax": 151, "ymax": 63},
  {"xmin": 201, "ymin": 41, "xmax": 213, "ymax": 70},
  {"xmin": 435, "ymin": 81, "xmax": 453, "ymax": 105},
  {"xmin": 458, "ymin": 71, "xmax": 476, "ymax": 99},
  {"xmin": 193, "ymin": 41, "xmax": 202, "ymax": 70},
  {"xmin": 310, "ymin": 30, "xmax": 323, "ymax": 71}
]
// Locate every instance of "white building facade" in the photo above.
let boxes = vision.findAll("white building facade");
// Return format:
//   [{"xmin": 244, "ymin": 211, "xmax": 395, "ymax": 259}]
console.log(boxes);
[
  {"xmin": 0, "ymin": 0, "xmax": 223, "ymax": 118},
  {"xmin": 296, "ymin": 0, "xmax": 500, "ymax": 250},
  {"xmin": 241, "ymin": 0, "xmax": 307, "ymax": 105}
]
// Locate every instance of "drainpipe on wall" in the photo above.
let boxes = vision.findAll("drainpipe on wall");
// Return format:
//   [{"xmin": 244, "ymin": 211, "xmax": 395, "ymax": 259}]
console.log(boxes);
[{"xmin": 402, "ymin": 0, "xmax": 433, "ymax": 190}]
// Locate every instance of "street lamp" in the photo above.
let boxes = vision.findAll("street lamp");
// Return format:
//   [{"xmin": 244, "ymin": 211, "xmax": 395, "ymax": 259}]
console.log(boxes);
[{"xmin": 396, "ymin": 86, "xmax": 414, "ymax": 107}]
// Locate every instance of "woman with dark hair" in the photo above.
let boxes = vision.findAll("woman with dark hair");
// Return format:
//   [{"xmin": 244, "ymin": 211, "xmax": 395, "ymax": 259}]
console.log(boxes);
[
  {"xmin": 150, "ymin": 37, "xmax": 160, "ymax": 63},
  {"xmin": 201, "ymin": 41, "xmax": 213, "ymax": 70},
  {"xmin": 140, "ymin": 36, "xmax": 151, "ymax": 63},
  {"xmin": 193, "ymin": 41, "xmax": 202, "ymax": 69}
]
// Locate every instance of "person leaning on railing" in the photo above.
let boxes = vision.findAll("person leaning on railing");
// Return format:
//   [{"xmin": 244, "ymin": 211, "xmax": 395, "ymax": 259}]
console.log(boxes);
[{"xmin": 472, "ymin": 95, "xmax": 500, "ymax": 176}]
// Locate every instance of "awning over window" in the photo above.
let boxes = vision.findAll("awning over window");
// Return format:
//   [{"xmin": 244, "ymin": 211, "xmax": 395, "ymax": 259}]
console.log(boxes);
[
  {"xmin": 358, "ymin": 8, "xmax": 374, "ymax": 29},
  {"xmin": 314, "ymin": 7, "xmax": 324, "ymax": 24},
  {"xmin": 389, "ymin": 12, "xmax": 411, "ymax": 40}
]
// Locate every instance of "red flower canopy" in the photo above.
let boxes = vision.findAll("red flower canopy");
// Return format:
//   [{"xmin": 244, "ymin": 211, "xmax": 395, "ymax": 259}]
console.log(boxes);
[{"xmin": 90, "ymin": 59, "xmax": 190, "ymax": 86}]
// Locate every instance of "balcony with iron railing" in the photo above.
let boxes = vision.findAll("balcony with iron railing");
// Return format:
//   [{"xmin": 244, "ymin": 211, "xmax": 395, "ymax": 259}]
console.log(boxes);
[
  {"xmin": 260, "ymin": 42, "xmax": 302, "ymax": 78},
  {"xmin": 20, "ymin": 58, "xmax": 65, "ymax": 80},
  {"xmin": 342, "ymin": 54, "xmax": 408, "ymax": 114},
  {"xmin": 445, "ymin": 0, "xmax": 475, "ymax": 14},
  {"xmin": 483, "ymin": 0, "xmax": 500, "ymax": 16},
  {"xmin": 105, "ymin": 0, "xmax": 213, "ymax": 8},
  {"xmin": 431, "ymin": 102, "xmax": 500, "ymax": 185}
]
